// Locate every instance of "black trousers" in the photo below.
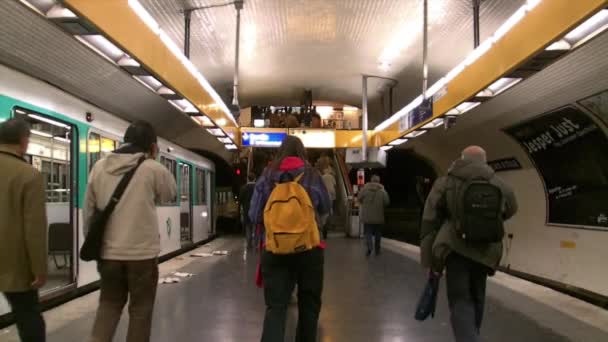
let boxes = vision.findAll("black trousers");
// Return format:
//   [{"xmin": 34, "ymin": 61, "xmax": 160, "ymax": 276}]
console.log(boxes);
[
  {"xmin": 3, "ymin": 290, "xmax": 46, "ymax": 342},
  {"xmin": 261, "ymin": 248, "xmax": 324, "ymax": 342},
  {"xmin": 446, "ymin": 253, "xmax": 489, "ymax": 342}
]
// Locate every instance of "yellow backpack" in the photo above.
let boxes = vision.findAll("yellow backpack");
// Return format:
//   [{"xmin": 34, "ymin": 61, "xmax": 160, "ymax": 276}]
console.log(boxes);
[{"xmin": 263, "ymin": 173, "xmax": 320, "ymax": 254}]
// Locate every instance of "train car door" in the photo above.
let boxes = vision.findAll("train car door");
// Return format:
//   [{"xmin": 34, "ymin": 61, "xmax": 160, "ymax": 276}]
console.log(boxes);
[
  {"xmin": 179, "ymin": 162, "xmax": 193, "ymax": 246},
  {"xmin": 14, "ymin": 108, "xmax": 77, "ymax": 295}
]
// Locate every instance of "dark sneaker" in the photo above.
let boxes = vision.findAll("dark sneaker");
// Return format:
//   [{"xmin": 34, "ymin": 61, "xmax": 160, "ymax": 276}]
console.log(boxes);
[{"xmin": 366, "ymin": 250, "xmax": 372, "ymax": 257}]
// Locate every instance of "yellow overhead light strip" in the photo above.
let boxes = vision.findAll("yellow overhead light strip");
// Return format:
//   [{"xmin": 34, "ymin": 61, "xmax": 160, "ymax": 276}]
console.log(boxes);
[
  {"xmin": 62, "ymin": 0, "xmax": 238, "ymax": 133},
  {"xmin": 375, "ymin": 0, "xmax": 608, "ymax": 146}
]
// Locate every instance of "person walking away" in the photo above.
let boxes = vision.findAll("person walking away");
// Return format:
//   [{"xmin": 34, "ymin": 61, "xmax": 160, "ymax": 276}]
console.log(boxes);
[
  {"xmin": 240, "ymin": 172, "xmax": 257, "ymax": 248},
  {"xmin": 420, "ymin": 146, "xmax": 517, "ymax": 342},
  {"xmin": 0, "ymin": 118, "xmax": 48, "ymax": 342},
  {"xmin": 249, "ymin": 136, "xmax": 330, "ymax": 342},
  {"xmin": 318, "ymin": 157, "xmax": 336, "ymax": 239},
  {"xmin": 85, "ymin": 121, "xmax": 177, "ymax": 342},
  {"xmin": 358, "ymin": 175, "xmax": 390, "ymax": 256},
  {"xmin": 311, "ymin": 113, "xmax": 322, "ymax": 128}
]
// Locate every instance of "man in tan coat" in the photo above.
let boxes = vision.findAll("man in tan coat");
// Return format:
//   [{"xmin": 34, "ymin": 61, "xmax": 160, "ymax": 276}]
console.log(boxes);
[{"xmin": 0, "ymin": 118, "xmax": 48, "ymax": 342}]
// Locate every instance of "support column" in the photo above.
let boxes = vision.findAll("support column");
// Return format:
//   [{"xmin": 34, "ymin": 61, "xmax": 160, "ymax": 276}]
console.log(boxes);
[
  {"xmin": 473, "ymin": 0, "xmax": 481, "ymax": 48},
  {"xmin": 184, "ymin": 10, "xmax": 192, "ymax": 58},
  {"xmin": 361, "ymin": 75, "xmax": 368, "ymax": 161}
]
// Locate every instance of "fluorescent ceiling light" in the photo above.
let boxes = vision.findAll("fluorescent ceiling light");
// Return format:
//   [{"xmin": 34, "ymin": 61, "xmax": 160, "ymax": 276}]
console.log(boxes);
[
  {"xmin": 404, "ymin": 130, "xmax": 427, "ymax": 138},
  {"xmin": 217, "ymin": 137, "xmax": 232, "ymax": 144},
  {"xmin": 76, "ymin": 35, "xmax": 125, "ymax": 62},
  {"xmin": 389, "ymin": 138, "xmax": 408, "ymax": 146},
  {"xmin": 197, "ymin": 115, "xmax": 215, "ymax": 127},
  {"xmin": 343, "ymin": 106, "xmax": 359, "ymax": 112},
  {"xmin": 464, "ymin": 39, "xmax": 493, "ymax": 66},
  {"xmin": 128, "ymin": 0, "xmax": 237, "ymax": 126},
  {"xmin": 128, "ymin": 0, "xmax": 160, "ymax": 34},
  {"xmin": 380, "ymin": 145, "xmax": 393, "ymax": 151},
  {"xmin": 448, "ymin": 102, "xmax": 481, "ymax": 115},
  {"xmin": 525, "ymin": 0, "xmax": 542, "ymax": 11},
  {"xmin": 31, "ymin": 129, "xmax": 53, "ymax": 138},
  {"xmin": 425, "ymin": 78, "xmax": 447, "ymax": 98},
  {"xmin": 216, "ymin": 118, "xmax": 227, "ymax": 126},
  {"xmin": 46, "ymin": 4, "xmax": 77, "ymax": 19},
  {"xmin": 117, "ymin": 55, "xmax": 141, "ymax": 67},
  {"xmin": 477, "ymin": 77, "xmax": 522, "ymax": 97},
  {"xmin": 53, "ymin": 136, "xmax": 71, "ymax": 143},
  {"xmin": 207, "ymin": 128, "xmax": 225, "ymax": 137},
  {"xmin": 254, "ymin": 119, "xmax": 265, "ymax": 128},
  {"xmin": 545, "ymin": 40, "xmax": 571, "ymax": 51},
  {"xmin": 225, "ymin": 144, "xmax": 238, "ymax": 150},
  {"xmin": 134, "ymin": 75, "xmax": 163, "ymax": 91},
  {"xmin": 169, "ymin": 99, "xmax": 197, "ymax": 113},
  {"xmin": 375, "ymin": 95, "xmax": 423, "ymax": 131},
  {"xmin": 564, "ymin": 9, "xmax": 608, "ymax": 47},
  {"xmin": 28, "ymin": 114, "xmax": 70, "ymax": 129},
  {"xmin": 157, "ymin": 86, "xmax": 175, "ymax": 96},
  {"xmin": 422, "ymin": 118, "xmax": 444, "ymax": 129},
  {"xmin": 492, "ymin": 6, "xmax": 527, "ymax": 43},
  {"xmin": 445, "ymin": 61, "xmax": 466, "ymax": 83}
]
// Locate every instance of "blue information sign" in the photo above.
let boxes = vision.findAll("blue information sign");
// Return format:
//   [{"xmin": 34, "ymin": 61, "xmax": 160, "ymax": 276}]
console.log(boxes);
[
  {"xmin": 399, "ymin": 99, "xmax": 434, "ymax": 131},
  {"xmin": 241, "ymin": 131, "xmax": 287, "ymax": 147}
]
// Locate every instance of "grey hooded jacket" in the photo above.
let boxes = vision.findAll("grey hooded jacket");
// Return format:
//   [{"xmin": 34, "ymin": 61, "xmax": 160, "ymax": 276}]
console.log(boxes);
[
  {"xmin": 420, "ymin": 159, "xmax": 518, "ymax": 271},
  {"xmin": 358, "ymin": 182, "xmax": 390, "ymax": 224}
]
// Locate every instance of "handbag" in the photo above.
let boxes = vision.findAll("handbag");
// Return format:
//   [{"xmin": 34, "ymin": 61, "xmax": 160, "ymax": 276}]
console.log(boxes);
[
  {"xmin": 414, "ymin": 274, "xmax": 441, "ymax": 321},
  {"xmin": 80, "ymin": 158, "xmax": 144, "ymax": 261}
]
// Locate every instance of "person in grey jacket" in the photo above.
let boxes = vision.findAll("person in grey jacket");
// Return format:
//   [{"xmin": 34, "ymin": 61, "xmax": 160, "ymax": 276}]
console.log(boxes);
[
  {"xmin": 358, "ymin": 175, "xmax": 390, "ymax": 256},
  {"xmin": 420, "ymin": 146, "xmax": 518, "ymax": 342}
]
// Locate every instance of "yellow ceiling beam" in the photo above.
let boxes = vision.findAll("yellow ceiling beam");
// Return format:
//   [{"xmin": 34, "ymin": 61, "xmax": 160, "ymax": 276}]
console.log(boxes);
[
  {"xmin": 376, "ymin": 0, "xmax": 608, "ymax": 146},
  {"xmin": 63, "ymin": 0, "xmax": 237, "ymax": 129}
]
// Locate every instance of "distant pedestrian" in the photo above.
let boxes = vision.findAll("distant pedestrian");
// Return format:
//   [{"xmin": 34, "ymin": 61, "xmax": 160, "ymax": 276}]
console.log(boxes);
[
  {"xmin": 249, "ymin": 136, "xmax": 330, "ymax": 342},
  {"xmin": 85, "ymin": 121, "xmax": 176, "ymax": 342},
  {"xmin": 420, "ymin": 146, "xmax": 518, "ymax": 342},
  {"xmin": 358, "ymin": 175, "xmax": 390, "ymax": 256},
  {"xmin": 318, "ymin": 156, "xmax": 336, "ymax": 239},
  {"xmin": 0, "ymin": 118, "xmax": 48, "ymax": 342},
  {"xmin": 240, "ymin": 172, "xmax": 257, "ymax": 248}
]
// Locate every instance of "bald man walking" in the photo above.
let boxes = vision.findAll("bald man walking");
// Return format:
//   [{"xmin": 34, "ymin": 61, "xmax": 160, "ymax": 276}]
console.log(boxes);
[{"xmin": 420, "ymin": 146, "xmax": 517, "ymax": 342}]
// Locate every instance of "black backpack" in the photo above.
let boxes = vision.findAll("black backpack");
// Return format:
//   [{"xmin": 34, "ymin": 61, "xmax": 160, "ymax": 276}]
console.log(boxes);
[{"xmin": 455, "ymin": 178, "xmax": 504, "ymax": 243}]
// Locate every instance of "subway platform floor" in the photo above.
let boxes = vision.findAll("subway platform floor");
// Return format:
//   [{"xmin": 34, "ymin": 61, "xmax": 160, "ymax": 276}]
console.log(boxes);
[{"xmin": 1, "ymin": 236, "xmax": 607, "ymax": 342}]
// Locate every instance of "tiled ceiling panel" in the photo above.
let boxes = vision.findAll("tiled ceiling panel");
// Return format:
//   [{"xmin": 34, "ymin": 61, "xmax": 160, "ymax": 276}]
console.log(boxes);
[
  {"xmin": 140, "ymin": 0, "xmax": 526, "ymax": 123},
  {"xmin": 0, "ymin": 0, "xmax": 227, "ymax": 157}
]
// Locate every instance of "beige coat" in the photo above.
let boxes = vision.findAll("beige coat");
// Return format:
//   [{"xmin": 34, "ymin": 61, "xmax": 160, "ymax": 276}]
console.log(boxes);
[
  {"xmin": 84, "ymin": 152, "xmax": 177, "ymax": 260},
  {"xmin": 0, "ymin": 146, "xmax": 48, "ymax": 292}
]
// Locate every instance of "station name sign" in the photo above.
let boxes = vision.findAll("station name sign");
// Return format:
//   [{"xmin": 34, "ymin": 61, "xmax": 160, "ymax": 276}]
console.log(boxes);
[{"xmin": 241, "ymin": 131, "xmax": 286, "ymax": 147}]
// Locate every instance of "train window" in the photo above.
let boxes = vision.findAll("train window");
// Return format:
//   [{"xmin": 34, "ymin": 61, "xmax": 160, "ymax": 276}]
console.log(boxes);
[
  {"xmin": 88, "ymin": 132, "xmax": 117, "ymax": 171},
  {"xmin": 180, "ymin": 163, "xmax": 191, "ymax": 202},
  {"xmin": 13, "ymin": 110, "xmax": 73, "ymax": 203},
  {"xmin": 160, "ymin": 156, "xmax": 177, "ymax": 205},
  {"xmin": 195, "ymin": 168, "xmax": 206, "ymax": 205}
]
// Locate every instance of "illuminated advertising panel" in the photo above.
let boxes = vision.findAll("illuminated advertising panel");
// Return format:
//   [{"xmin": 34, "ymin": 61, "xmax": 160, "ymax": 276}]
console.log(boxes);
[{"xmin": 290, "ymin": 129, "xmax": 336, "ymax": 148}]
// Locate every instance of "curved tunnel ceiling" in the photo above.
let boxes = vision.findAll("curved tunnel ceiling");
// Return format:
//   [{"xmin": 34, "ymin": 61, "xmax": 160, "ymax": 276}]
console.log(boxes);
[
  {"xmin": 140, "ymin": 0, "xmax": 526, "ymax": 126},
  {"xmin": 0, "ymin": 0, "xmax": 232, "ymax": 161}
]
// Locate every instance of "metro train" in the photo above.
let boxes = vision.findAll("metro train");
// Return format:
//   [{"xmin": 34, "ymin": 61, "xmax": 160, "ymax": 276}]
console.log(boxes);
[{"xmin": 0, "ymin": 64, "xmax": 218, "ymax": 317}]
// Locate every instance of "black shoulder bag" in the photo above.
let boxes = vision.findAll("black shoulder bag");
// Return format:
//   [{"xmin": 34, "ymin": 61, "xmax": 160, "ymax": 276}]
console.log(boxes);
[{"xmin": 80, "ymin": 158, "xmax": 144, "ymax": 261}]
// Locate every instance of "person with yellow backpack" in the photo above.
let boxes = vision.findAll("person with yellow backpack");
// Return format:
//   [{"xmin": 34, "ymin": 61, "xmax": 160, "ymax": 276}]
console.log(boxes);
[{"xmin": 249, "ymin": 136, "xmax": 331, "ymax": 342}]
